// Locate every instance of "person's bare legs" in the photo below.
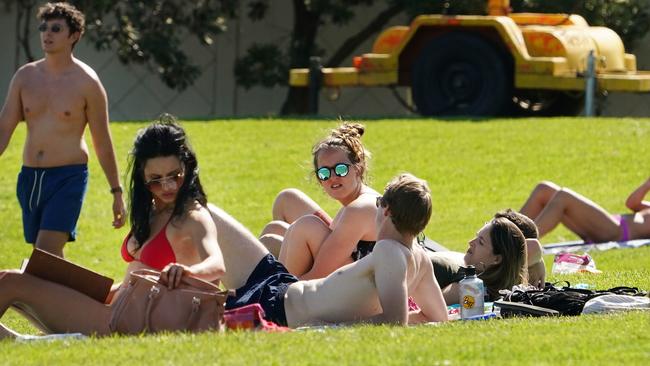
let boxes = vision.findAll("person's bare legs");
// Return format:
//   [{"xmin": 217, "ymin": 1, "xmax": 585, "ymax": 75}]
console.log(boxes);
[
  {"xmin": 278, "ymin": 215, "xmax": 331, "ymax": 276},
  {"xmin": 260, "ymin": 188, "xmax": 330, "ymax": 256},
  {"xmin": 0, "ymin": 304, "xmax": 46, "ymax": 337},
  {"xmin": 533, "ymin": 188, "xmax": 619, "ymax": 241},
  {"xmin": 0, "ymin": 270, "xmax": 112, "ymax": 339},
  {"xmin": 260, "ymin": 220, "xmax": 290, "ymax": 256},
  {"xmin": 520, "ymin": 181, "xmax": 561, "ymax": 219},
  {"xmin": 271, "ymin": 188, "xmax": 327, "ymax": 224},
  {"xmin": 260, "ymin": 221, "xmax": 291, "ymax": 237},
  {"xmin": 34, "ymin": 230, "xmax": 69, "ymax": 258},
  {"xmin": 259, "ymin": 232, "xmax": 284, "ymax": 258}
]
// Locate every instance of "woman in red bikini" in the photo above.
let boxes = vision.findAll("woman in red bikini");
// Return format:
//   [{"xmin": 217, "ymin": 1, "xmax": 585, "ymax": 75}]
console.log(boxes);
[
  {"xmin": 520, "ymin": 179, "xmax": 650, "ymax": 243},
  {"xmin": 0, "ymin": 116, "xmax": 225, "ymax": 339},
  {"xmin": 117, "ymin": 115, "xmax": 224, "ymax": 291},
  {"xmin": 259, "ymin": 122, "xmax": 380, "ymax": 280}
]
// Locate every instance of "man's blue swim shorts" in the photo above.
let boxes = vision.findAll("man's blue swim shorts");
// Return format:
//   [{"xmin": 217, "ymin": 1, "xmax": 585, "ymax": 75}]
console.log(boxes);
[{"xmin": 16, "ymin": 164, "xmax": 88, "ymax": 243}]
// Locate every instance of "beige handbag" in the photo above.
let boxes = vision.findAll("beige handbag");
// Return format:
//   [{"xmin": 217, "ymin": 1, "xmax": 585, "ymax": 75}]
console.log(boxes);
[{"xmin": 109, "ymin": 269, "xmax": 228, "ymax": 334}]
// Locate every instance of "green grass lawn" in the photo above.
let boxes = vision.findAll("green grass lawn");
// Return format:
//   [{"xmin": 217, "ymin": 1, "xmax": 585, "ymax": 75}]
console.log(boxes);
[{"xmin": 1, "ymin": 117, "xmax": 649, "ymax": 365}]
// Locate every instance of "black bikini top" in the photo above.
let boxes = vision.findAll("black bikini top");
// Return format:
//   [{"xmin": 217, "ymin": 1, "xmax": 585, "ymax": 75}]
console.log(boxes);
[{"xmin": 351, "ymin": 240, "xmax": 376, "ymax": 261}]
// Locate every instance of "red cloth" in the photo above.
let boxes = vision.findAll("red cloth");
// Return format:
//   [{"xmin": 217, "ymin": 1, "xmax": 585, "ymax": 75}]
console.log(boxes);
[
  {"xmin": 408, "ymin": 296, "xmax": 420, "ymax": 311},
  {"xmin": 224, "ymin": 303, "xmax": 291, "ymax": 332}
]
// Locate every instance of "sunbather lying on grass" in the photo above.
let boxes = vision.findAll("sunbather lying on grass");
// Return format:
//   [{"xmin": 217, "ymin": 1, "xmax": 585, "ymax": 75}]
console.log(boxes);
[
  {"xmin": 216, "ymin": 173, "xmax": 448, "ymax": 327},
  {"xmin": 520, "ymin": 179, "xmax": 650, "ymax": 243},
  {"xmin": 427, "ymin": 211, "xmax": 530, "ymax": 304},
  {"xmin": 494, "ymin": 209, "xmax": 545, "ymax": 287}
]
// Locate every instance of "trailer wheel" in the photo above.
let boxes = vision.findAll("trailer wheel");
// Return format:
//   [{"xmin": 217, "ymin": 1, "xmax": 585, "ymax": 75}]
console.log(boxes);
[
  {"xmin": 411, "ymin": 33, "xmax": 511, "ymax": 117},
  {"xmin": 511, "ymin": 90, "xmax": 585, "ymax": 116}
]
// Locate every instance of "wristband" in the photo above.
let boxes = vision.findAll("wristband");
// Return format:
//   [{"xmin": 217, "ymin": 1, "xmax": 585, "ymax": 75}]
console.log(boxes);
[{"xmin": 110, "ymin": 186, "xmax": 123, "ymax": 194}]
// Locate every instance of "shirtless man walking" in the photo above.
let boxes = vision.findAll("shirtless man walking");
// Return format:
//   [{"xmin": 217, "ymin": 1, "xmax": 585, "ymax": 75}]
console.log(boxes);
[
  {"xmin": 211, "ymin": 173, "xmax": 448, "ymax": 327},
  {"xmin": 0, "ymin": 2, "xmax": 125, "ymax": 257}
]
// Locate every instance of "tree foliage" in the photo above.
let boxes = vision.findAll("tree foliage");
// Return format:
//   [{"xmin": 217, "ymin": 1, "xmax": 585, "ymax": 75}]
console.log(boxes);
[
  {"xmin": 3, "ymin": 0, "xmax": 40, "ymax": 67},
  {"xmin": 73, "ymin": 0, "xmax": 238, "ymax": 90},
  {"xmin": 4, "ymin": 1, "xmax": 648, "ymax": 108},
  {"xmin": 234, "ymin": 0, "xmax": 382, "ymax": 88},
  {"xmin": 234, "ymin": 0, "xmax": 407, "ymax": 114},
  {"xmin": 512, "ymin": 0, "xmax": 650, "ymax": 47},
  {"xmin": 403, "ymin": 0, "xmax": 650, "ymax": 48},
  {"xmin": 3, "ymin": 0, "xmax": 237, "ymax": 91},
  {"xmin": 402, "ymin": 0, "xmax": 485, "ymax": 16},
  {"xmin": 405, "ymin": 0, "xmax": 650, "ymax": 47},
  {"xmin": 232, "ymin": 0, "xmax": 650, "ymax": 114}
]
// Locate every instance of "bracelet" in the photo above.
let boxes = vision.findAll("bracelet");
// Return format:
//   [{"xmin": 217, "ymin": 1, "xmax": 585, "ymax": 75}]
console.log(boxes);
[{"xmin": 110, "ymin": 186, "xmax": 123, "ymax": 194}]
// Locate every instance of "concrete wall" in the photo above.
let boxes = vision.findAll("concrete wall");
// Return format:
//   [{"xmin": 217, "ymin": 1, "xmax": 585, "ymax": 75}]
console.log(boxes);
[{"xmin": 1, "ymin": 3, "xmax": 649, "ymax": 120}]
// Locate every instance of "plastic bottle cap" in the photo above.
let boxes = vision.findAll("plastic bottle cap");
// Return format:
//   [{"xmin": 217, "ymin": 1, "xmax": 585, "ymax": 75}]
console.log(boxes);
[{"xmin": 465, "ymin": 265, "xmax": 476, "ymax": 276}]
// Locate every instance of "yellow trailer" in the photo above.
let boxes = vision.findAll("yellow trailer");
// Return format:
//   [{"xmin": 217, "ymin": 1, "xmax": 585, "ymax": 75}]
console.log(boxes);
[{"xmin": 290, "ymin": 0, "xmax": 650, "ymax": 116}]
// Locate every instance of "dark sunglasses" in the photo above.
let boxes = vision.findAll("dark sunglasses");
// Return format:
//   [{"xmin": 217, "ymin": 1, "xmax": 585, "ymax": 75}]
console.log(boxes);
[
  {"xmin": 144, "ymin": 171, "xmax": 185, "ymax": 191},
  {"xmin": 38, "ymin": 23, "xmax": 63, "ymax": 33},
  {"xmin": 316, "ymin": 163, "xmax": 350, "ymax": 181}
]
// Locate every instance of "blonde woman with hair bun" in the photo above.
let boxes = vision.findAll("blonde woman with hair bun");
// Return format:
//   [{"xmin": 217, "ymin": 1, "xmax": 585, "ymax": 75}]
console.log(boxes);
[{"xmin": 260, "ymin": 122, "xmax": 380, "ymax": 280}]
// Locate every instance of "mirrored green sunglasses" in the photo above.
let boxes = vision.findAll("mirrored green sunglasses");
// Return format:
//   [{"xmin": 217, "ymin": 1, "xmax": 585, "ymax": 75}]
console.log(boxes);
[{"xmin": 316, "ymin": 163, "xmax": 350, "ymax": 181}]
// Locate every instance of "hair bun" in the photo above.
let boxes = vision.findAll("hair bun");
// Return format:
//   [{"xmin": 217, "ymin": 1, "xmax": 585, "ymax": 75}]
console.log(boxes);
[
  {"xmin": 333, "ymin": 122, "xmax": 365, "ymax": 139},
  {"xmin": 158, "ymin": 113, "xmax": 178, "ymax": 125}
]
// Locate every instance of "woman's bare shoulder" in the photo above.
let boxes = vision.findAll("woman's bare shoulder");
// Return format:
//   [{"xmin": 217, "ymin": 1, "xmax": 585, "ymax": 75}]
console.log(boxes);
[
  {"xmin": 173, "ymin": 203, "xmax": 214, "ymax": 231},
  {"xmin": 346, "ymin": 189, "xmax": 380, "ymax": 211}
]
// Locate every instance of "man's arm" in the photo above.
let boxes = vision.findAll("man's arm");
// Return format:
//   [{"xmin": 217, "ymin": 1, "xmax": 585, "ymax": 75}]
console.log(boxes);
[
  {"xmin": 409, "ymin": 256, "xmax": 449, "ymax": 324},
  {"xmin": 85, "ymin": 75, "xmax": 126, "ymax": 228},
  {"xmin": 625, "ymin": 177, "xmax": 650, "ymax": 212},
  {"xmin": 366, "ymin": 241, "xmax": 410, "ymax": 325},
  {"xmin": 0, "ymin": 72, "xmax": 24, "ymax": 156},
  {"xmin": 300, "ymin": 205, "xmax": 374, "ymax": 280}
]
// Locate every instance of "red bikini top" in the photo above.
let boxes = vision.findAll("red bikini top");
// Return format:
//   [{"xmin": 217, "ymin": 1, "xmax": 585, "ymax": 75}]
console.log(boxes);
[{"xmin": 121, "ymin": 223, "xmax": 177, "ymax": 271}]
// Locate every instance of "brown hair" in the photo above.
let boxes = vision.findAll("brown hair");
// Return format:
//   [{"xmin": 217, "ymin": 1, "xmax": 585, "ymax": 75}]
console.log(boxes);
[
  {"xmin": 312, "ymin": 122, "xmax": 370, "ymax": 182},
  {"xmin": 494, "ymin": 208, "xmax": 539, "ymax": 239},
  {"xmin": 37, "ymin": 2, "xmax": 85, "ymax": 48},
  {"xmin": 381, "ymin": 173, "xmax": 432, "ymax": 236},
  {"xmin": 480, "ymin": 217, "xmax": 528, "ymax": 300}
]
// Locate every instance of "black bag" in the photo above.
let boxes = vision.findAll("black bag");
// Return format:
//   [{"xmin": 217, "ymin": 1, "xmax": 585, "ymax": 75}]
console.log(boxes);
[
  {"xmin": 494, "ymin": 300, "xmax": 560, "ymax": 318},
  {"xmin": 504, "ymin": 282, "xmax": 647, "ymax": 316}
]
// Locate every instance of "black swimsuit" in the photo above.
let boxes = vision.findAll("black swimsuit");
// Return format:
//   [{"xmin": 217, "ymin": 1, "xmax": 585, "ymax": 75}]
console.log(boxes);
[
  {"xmin": 350, "ymin": 240, "xmax": 376, "ymax": 261},
  {"xmin": 225, "ymin": 254, "xmax": 298, "ymax": 326}
]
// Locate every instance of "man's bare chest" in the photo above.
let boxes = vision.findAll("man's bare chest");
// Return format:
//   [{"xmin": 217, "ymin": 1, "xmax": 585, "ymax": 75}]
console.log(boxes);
[{"xmin": 21, "ymin": 76, "xmax": 86, "ymax": 121}]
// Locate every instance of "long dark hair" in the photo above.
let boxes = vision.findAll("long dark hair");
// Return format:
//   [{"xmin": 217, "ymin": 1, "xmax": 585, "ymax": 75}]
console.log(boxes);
[
  {"xmin": 127, "ymin": 115, "xmax": 207, "ymax": 248},
  {"xmin": 480, "ymin": 217, "xmax": 528, "ymax": 300}
]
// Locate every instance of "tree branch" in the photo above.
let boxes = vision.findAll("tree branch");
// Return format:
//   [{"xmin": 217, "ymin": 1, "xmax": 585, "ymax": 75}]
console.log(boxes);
[
  {"xmin": 325, "ymin": 3, "xmax": 404, "ymax": 67},
  {"xmin": 14, "ymin": 3, "xmax": 22, "ymax": 70},
  {"xmin": 20, "ymin": 3, "xmax": 35, "ymax": 62}
]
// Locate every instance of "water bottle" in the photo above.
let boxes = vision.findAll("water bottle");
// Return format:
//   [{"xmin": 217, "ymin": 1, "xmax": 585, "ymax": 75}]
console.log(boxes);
[{"xmin": 459, "ymin": 265, "xmax": 485, "ymax": 319}]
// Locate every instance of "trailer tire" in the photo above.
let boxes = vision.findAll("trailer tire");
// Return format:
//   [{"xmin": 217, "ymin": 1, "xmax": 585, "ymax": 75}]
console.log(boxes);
[{"xmin": 411, "ymin": 33, "xmax": 511, "ymax": 117}]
